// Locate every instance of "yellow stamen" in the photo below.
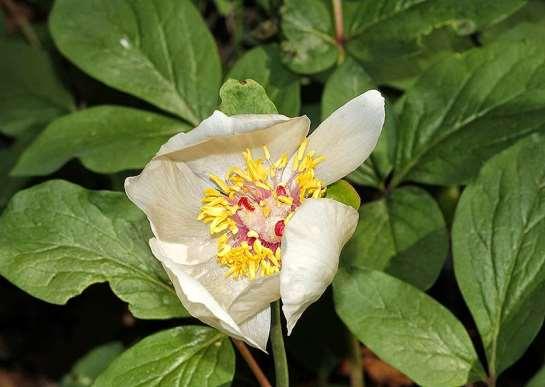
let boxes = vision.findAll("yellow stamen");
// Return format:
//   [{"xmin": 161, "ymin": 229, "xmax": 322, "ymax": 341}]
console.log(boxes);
[{"xmin": 198, "ymin": 140, "xmax": 325, "ymax": 280}]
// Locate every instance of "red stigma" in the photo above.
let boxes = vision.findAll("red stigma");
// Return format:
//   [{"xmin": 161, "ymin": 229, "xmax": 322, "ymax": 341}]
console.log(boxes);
[
  {"xmin": 238, "ymin": 197, "xmax": 255, "ymax": 211},
  {"xmin": 276, "ymin": 185, "xmax": 287, "ymax": 197},
  {"xmin": 274, "ymin": 220, "xmax": 285, "ymax": 237}
]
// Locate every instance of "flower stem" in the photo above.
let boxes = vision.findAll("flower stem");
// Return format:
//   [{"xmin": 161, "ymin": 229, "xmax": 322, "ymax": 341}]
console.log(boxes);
[
  {"xmin": 348, "ymin": 333, "xmax": 365, "ymax": 387},
  {"xmin": 331, "ymin": 0, "xmax": 346, "ymax": 63},
  {"xmin": 232, "ymin": 339, "xmax": 272, "ymax": 387},
  {"xmin": 271, "ymin": 300, "xmax": 289, "ymax": 387}
]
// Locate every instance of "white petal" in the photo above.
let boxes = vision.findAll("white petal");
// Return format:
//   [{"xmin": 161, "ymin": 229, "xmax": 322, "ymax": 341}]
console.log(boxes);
[
  {"xmin": 307, "ymin": 90, "xmax": 385, "ymax": 185},
  {"xmin": 150, "ymin": 238, "xmax": 278, "ymax": 351},
  {"xmin": 125, "ymin": 159, "xmax": 215, "ymax": 265},
  {"xmin": 157, "ymin": 111, "xmax": 290, "ymax": 155},
  {"xmin": 280, "ymin": 198, "xmax": 358, "ymax": 334},
  {"xmin": 158, "ymin": 111, "xmax": 310, "ymax": 183}
]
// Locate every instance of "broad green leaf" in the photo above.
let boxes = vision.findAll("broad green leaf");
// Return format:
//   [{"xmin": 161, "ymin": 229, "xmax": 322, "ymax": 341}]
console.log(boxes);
[
  {"xmin": 61, "ymin": 342, "xmax": 124, "ymax": 387},
  {"xmin": 481, "ymin": 0, "xmax": 545, "ymax": 44},
  {"xmin": 219, "ymin": 79, "xmax": 277, "ymax": 115},
  {"xmin": 363, "ymin": 27, "xmax": 473, "ymax": 90},
  {"xmin": 0, "ymin": 180, "xmax": 186, "ymax": 319},
  {"xmin": 528, "ymin": 364, "xmax": 545, "ymax": 387},
  {"xmin": 94, "ymin": 326, "xmax": 235, "ymax": 387},
  {"xmin": 325, "ymin": 180, "xmax": 361, "ymax": 210},
  {"xmin": 280, "ymin": 0, "xmax": 338, "ymax": 74},
  {"xmin": 228, "ymin": 44, "xmax": 301, "ymax": 116},
  {"xmin": 321, "ymin": 58, "xmax": 397, "ymax": 188},
  {"xmin": 344, "ymin": 0, "xmax": 525, "ymax": 64},
  {"xmin": 12, "ymin": 106, "xmax": 187, "ymax": 176},
  {"xmin": 453, "ymin": 135, "xmax": 545, "ymax": 376},
  {"xmin": 321, "ymin": 58, "xmax": 374, "ymax": 120},
  {"xmin": 392, "ymin": 39, "xmax": 545, "ymax": 186},
  {"xmin": 50, "ymin": 0, "xmax": 221, "ymax": 125},
  {"xmin": 341, "ymin": 186, "xmax": 448, "ymax": 290},
  {"xmin": 334, "ymin": 268, "xmax": 486, "ymax": 387},
  {"xmin": 0, "ymin": 40, "xmax": 74, "ymax": 137}
]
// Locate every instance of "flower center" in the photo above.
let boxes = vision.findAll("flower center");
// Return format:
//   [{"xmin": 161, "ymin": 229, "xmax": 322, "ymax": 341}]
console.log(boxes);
[{"xmin": 197, "ymin": 139, "xmax": 325, "ymax": 280}]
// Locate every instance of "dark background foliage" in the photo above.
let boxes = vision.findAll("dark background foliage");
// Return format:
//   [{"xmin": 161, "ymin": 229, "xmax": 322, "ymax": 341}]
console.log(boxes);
[{"xmin": 2, "ymin": 0, "xmax": 545, "ymax": 386}]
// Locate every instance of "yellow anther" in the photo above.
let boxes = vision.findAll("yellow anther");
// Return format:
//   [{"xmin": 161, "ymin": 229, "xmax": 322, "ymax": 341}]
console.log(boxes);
[
  {"xmin": 263, "ymin": 145, "xmax": 271, "ymax": 160},
  {"xmin": 210, "ymin": 175, "xmax": 229, "ymax": 193},
  {"xmin": 199, "ymin": 139, "xmax": 324, "ymax": 280},
  {"xmin": 278, "ymin": 195, "xmax": 293, "ymax": 205},
  {"xmin": 297, "ymin": 139, "xmax": 308, "ymax": 161}
]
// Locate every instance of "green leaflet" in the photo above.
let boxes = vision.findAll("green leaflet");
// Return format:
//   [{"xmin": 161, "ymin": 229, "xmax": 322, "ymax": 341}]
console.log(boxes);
[
  {"xmin": 334, "ymin": 268, "xmax": 485, "ymax": 387},
  {"xmin": 50, "ymin": 0, "xmax": 221, "ymax": 125},
  {"xmin": 341, "ymin": 186, "xmax": 448, "ymax": 290},
  {"xmin": 481, "ymin": 0, "xmax": 545, "ymax": 44},
  {"xmin": 60, "ymin": 342, "xmax": 124, "ymax": 387},
  {"xmin": 453, "ymin": 135, "xmax": 545, "ymax": 375},
  {"xmin": 344, "ymin": 0, "xmax": 525, "ymax": 63},
  {"xmin": 228, "ymin": 44, "xmax": 301, "ymax": 116},
  {"xmin": 0, "ymin": 40, "xmax": 74, "ymax": 137},
  {"xmin": 280, "ymin": 0, "xmax": 338, "ymax": 74},
  {"xmin": 0, "ymin": 180, "xmax": 186, "ymax": 319},
  {"xmin": 12, "ymin": 105, "xmax": 188, "ymax": 176},
  {"xmin": 279, "ymin": 0, "xmax": 524, "ymax": 75},
  {"xmin": 321, "ymin": 58, "xmax": 397, "ymax": 189},
  {"xmin": 219, "ymin": 79, "xmax": 278, "ymax": 115},
  {"xmin": 392, "ymin": 39, "xmax": 545, "ymax": 186},
  {"xmin": 94, "ymin": 326, "xmax": 235, "ymax": 387}
]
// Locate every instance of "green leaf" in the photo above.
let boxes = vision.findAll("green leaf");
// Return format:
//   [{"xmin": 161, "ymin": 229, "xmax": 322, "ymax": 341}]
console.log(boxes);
[
  {"xmin": 321, "ymin": 58, "xmax": 374, "ymax": 120},
  {"xmin": 321, "ymin": 58, "xmax": 397, "ymax": 188},
  {"xmin": 344, "ymin": 0, "xmax": 525, "ymax": 64},
  {"xmin": 325, "ymin": 180, "xmax": 361, "ymax": 210},
  {"xmin": 453, "ymin": 135, "xmax": 545, "ymax": 376},
  {"xmin": 528, "ymin": 363, "xmax": 545, "ymax": 387},
  {"xmin": 363, "ymin": 27, "xmax": 474, "ymax": 90},
  {"xmin": 0, "ymin": 180, "xmax": 186, "ymax": 319},
  {"xmin": 392, "ymin": 39, "xmax": 545, "ymax": 186},
  {"xmin": 228, "ymin": 44, "xmax": 301, "ymax": 116},
  {"xmin": 481, "ymin": 0, "xmax": 545, "ymax": 45},
  {"xmin": 280, "ymin": 0, "xmax": 338, "ymax": 74},
  {"xmin": 12, "ymin": 106, "xmax": 188, "ymax": 176},
  {"xmin": 94, "ymin": 326, "xmax": 235, "ymax": 387},
  {"xmin": 61, "ymin": 342, "xmax": 124, "ymax": 387},
  {"xmin": 50, "ymin": 0, "xmax": 221, "ymax": 125},
  {"xmin": 219, "ymin": 79, "xmax": 278, "ymax": 115},
  {"xmin": 341, "ymin": 187, "xmax": 448, "ymax": 290},
  {"xmin": 0, "ymin": 40, "xmax": 74, "ymax": 137},
  {"xmin": 334, "ymin": 268, "xmax": 486, "ymax": 387}
]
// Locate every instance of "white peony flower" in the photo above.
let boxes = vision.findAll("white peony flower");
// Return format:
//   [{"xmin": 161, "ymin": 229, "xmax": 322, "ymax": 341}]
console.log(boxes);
[{"xmin": 125, "ymin": 90, "xmax": 385, "ymax": 351}]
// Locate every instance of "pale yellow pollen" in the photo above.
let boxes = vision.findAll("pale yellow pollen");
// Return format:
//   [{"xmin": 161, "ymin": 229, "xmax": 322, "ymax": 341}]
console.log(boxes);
[{"xmin": 247, "ymin": 230, "xmax": 259, "ymax": 238}]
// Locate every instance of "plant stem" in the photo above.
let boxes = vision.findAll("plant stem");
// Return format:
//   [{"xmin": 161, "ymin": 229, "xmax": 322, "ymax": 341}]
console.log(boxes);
[
  {"xmin": 348, "ymin": 333, "xmax": 365, "ymax": 387},
  {"xmin": 487, "ymin": 375, "xmax": 496, "ymax": 387},
  {"xmin": 232, "ymin": 339, "xmax": 272, "ymax": 387},
  {"xmin": 271, "ymin": 301, "xmax": 289, "ymax": 387},
  {"xmin": 331, "ymin": 0, "xmax": 346, "ymax": 63},
  {"xmin": 0, "ymin": 0, "xmax": 41, "ymax": 48}
]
